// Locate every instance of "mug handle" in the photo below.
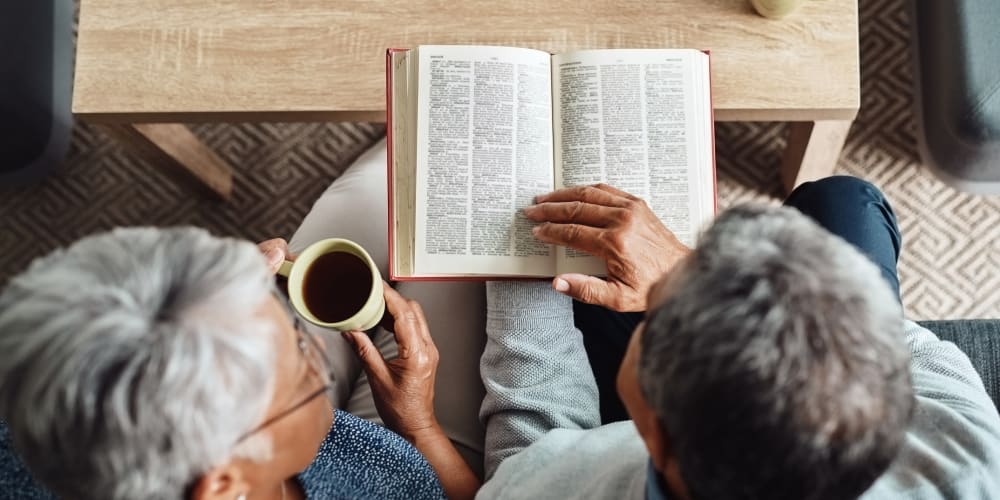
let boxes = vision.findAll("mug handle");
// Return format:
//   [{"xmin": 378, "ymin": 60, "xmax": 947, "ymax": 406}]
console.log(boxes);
[{"xmin": 277, "ymin": 260, "xmax": 294, "ymax": 278}]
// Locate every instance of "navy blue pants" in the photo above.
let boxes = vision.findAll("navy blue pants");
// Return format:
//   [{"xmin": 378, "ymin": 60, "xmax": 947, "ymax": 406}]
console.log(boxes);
[{"xmin": 576, "ymin": 176, "xmax": 903, "ymax": 424}]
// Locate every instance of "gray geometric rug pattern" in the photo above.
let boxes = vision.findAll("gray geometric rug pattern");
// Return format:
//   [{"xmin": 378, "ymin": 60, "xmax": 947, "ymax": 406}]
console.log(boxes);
[
  {"xmin": 0, "ymin": 121, "xmax": 385, "ymax": 284},
  {"xmin": 1, "ymin": 0, "xmax": 997, "ymax": 319},
  {"xmin": 715, "ymin": 0, "xmax": 1000, "ymax": 320}
]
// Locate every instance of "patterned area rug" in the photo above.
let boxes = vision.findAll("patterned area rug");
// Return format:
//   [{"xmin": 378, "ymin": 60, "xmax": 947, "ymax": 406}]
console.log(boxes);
[{"xmin": 0, "ymin": 0, "xmax": 997, "ymax": 319}]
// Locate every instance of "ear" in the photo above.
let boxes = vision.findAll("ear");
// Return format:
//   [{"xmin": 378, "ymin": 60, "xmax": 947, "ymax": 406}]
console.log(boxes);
[
  {"xmin": 638, "ymin": 416, "xmax": 691, "ymax": 500},
  {"xmin": 635, "ymin": 409, "xmax": 672, "ymax": 471},
  {"xmin": 189, "ymin": 463, "xmax": 251, "ymax": 500}
]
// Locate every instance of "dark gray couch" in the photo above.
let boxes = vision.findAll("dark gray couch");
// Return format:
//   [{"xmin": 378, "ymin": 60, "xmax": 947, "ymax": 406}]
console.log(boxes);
[
  {"xmin": 921, "ymin": 320, "xmax": 1000, "ymax": 407},
  {"xmin": 0, "ymin": 0, "xmax": 73, "ymax": 184},
  {"xmin": 910, "ymin": 0, "xmax": 1000, "ymax": 193}
]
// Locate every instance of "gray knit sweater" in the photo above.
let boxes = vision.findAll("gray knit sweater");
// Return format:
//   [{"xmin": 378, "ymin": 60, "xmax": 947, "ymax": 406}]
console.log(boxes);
[{"xmin": 478, "ymin": 281, "xmax": 1000, "ymax": 499}]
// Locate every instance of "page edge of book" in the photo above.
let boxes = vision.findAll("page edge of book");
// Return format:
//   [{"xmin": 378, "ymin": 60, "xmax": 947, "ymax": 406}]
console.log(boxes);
[{"xmin": 386, "ymin": 47, "xmax": 410, "ymax": 280}]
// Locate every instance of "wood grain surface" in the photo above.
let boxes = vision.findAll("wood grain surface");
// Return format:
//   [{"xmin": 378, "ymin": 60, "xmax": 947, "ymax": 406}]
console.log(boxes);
[{"xmin": 73, "ymin": 0, "xmax": 859, "ymax": 122}]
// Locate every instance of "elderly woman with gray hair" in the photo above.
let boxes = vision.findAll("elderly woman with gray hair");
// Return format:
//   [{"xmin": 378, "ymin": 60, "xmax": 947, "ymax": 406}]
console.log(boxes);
[{"xmin": 0, "ymin": 141, "xmax": 484, "ymax": 500}]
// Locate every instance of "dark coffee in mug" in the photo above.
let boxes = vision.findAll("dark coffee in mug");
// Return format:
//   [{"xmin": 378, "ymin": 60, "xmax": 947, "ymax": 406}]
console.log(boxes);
[{"xmin": 302, "ymin": 251, "xmax": 373, "ymax": 323}]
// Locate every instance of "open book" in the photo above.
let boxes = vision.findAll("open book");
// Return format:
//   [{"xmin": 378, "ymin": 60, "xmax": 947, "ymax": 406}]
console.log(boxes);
[{"xmin": 387, "ymin": 45, "xmax": 716, "ymax": 280}]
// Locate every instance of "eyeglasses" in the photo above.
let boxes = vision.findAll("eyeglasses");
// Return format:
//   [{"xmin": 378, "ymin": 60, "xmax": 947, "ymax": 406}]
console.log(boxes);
[{"xmin": 235, "ymin": 315, "xmax": 336, "ymax": 444}]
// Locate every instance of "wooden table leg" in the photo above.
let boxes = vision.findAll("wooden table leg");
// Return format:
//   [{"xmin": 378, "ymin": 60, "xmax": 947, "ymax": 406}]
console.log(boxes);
[
  {"xmin": 780, "ymin": 120, "xmax": 853, "ymax": 194},
  {"xmin": 101, "ymin": 123, "xmax": 234, "ymax": 200}
]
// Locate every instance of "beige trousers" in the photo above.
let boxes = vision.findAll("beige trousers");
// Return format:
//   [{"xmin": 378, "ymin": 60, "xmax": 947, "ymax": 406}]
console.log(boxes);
[{"xmin": 288, "ymin": 139, "xmax": 486, "ymax": 476}]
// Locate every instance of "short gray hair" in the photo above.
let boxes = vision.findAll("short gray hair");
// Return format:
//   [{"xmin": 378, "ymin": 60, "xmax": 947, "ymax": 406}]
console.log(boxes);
[
  {"xmin": 640, "ymin": 205, "xmax": 913, "ymax": 500},
  {"xmin": 0, "ymin": 227, "xmax": 278, "ymax": 500}
]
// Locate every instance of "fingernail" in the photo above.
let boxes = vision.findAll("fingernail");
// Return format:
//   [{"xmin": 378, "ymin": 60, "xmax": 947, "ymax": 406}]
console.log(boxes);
[
  {"xmin": 523, "ymin": 205, "xmax": 536, "ymax": 214},
  {"xmin": 532, "ymin": 225, "xmax": 540, "ymax": 235},
  {"xmin": 265, "ymin": 248, "xmax": 282, "ymax": 267},
  {"xmin": 340, "ymin": 331, "xmax": 353, "ymax": 343},
  {"xmin": 554, "ymin": 278, "xmax": 569, "ymax": 292}
]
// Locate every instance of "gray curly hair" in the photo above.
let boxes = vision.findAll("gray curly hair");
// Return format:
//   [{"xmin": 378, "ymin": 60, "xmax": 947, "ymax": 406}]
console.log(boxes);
[
  {"xmin": 640, "ymin": 205, "xmax": 913, "ymax": 500},
  {"xmin": 0, "ymin": 227, "xmax": 278, "ymax": 500}
]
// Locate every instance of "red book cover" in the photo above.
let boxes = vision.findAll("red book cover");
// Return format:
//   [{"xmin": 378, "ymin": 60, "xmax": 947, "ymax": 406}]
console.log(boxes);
[
  {"xmin": 704, "ymin": 49, "xmax": 718, "ymax": 215},
  {"xmin": 386, "ymin": 48, "xmax": 403, "ymax": 280}
]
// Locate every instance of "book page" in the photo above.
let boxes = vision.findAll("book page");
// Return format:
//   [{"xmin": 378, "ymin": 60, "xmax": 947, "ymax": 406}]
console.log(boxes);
[
  {"xmin": 552, "ymin": 49, "xmax": 715, "ymax": 276},
  {"xmin": 414, "ymin": 45, "xmax": 556, "ymax": 277}
]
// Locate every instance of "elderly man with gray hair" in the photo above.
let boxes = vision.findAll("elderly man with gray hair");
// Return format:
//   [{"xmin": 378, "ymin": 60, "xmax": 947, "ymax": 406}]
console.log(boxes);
[{"xmin": 479, "ymin": 177, "xmax": 1000, "ymax": 499}]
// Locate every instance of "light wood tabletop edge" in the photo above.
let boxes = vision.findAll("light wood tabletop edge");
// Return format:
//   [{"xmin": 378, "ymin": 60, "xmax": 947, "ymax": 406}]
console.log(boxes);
[{"xmin": 70, "ymin": 107, "xmax": 859, "ymax": 124}]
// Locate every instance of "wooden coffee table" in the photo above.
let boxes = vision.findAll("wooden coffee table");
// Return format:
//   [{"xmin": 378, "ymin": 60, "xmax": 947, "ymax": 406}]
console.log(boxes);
[{"xmin": 73, "ymin": 0, "xmax": 859, "ymax": 200}]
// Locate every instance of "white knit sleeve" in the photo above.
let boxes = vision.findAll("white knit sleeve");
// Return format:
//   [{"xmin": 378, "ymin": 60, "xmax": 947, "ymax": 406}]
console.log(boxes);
[{"xmin": 479, "ymin": 281, "xmax": 601, "ymax": 479}]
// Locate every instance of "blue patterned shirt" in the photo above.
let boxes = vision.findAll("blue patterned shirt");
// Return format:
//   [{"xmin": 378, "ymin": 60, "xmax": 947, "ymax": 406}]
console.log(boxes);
[{"xmin": 0, "ymin": 410, "xmax": 445, "ymax": 500}]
